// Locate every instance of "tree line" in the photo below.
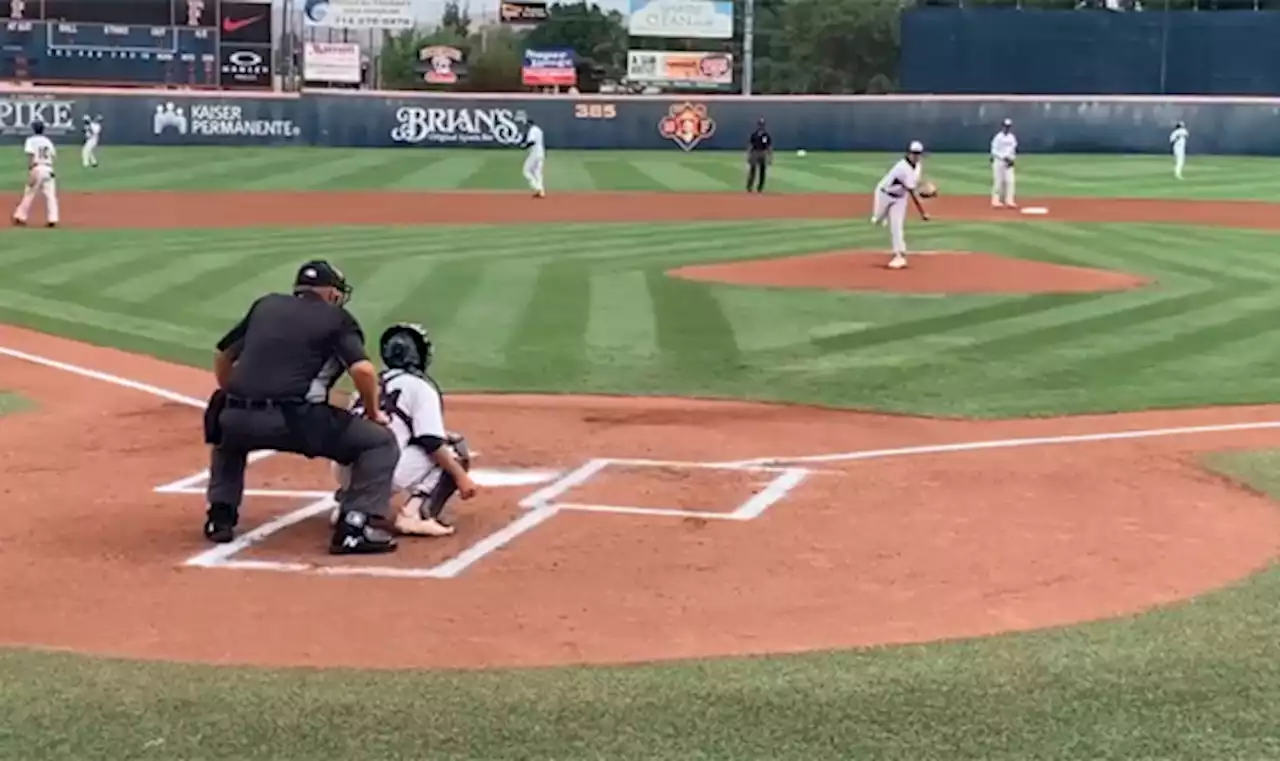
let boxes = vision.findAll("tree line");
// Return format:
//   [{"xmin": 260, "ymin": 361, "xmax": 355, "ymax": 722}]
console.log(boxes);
[{"xmin": 378, "ymin": 0, "xmax": 904, "ymax": 94}]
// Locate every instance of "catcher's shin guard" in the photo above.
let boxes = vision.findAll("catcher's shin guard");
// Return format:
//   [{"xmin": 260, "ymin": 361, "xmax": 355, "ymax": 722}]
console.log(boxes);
[{"xmin": 419, "ymin": 436, "xmax": 471, "ymax": 520}]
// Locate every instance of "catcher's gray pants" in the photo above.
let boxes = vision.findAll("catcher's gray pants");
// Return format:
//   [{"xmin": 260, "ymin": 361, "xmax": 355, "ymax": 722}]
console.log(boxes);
[{"xmin": 207, "ymin": 404, "xmax": 398, "ymax": 518}]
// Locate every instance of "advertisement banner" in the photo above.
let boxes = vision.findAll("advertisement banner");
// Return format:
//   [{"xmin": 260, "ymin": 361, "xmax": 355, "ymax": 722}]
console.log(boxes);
[
  {"xmin": 627, "ymin": 0, "xmax": 733, "ymax": 40},
  {"xmin": 304, "ymin": 42, "xmax": 361, "ymax": 84},
  {"xmin": 417, "ymin": 45, "xmax": 465, "ymax": 85},
  {"xmin": 219, "ymin": 45, "xmax": 273, "ymax": 89},
  {"xmin": 302, "ymin": 0, "xmax": 414, "ymax": 30},
  {"xmin": 522, "ymin": 48, "xmax": 575, "ymax": 87},
  {"xmin": 219, "ymin": 0, "xmax": 273, "ymax": 45},
  {"xmin": 627, "ymin": 50, "xmax": 733, "ymax": 89},
  {"xmin": 500, "ymin": 0, "xmax": 549, "ymax": 24},
  {"xmin": 151, "ymin": 100, "xmax": 302, "ymax": 140}
]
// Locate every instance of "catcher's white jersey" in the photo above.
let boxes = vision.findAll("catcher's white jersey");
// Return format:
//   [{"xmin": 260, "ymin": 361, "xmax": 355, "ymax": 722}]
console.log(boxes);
[
  {"xmin": 876, "ymin": 158, "xmax": 921, "ymax": 197},
  {"xmin": 359, "ymin": 369, "xmax": 445, "ymax": 451},
  {"xmin": 991, "ymin": 131, "xmax": 1017, "ymax": 161}
]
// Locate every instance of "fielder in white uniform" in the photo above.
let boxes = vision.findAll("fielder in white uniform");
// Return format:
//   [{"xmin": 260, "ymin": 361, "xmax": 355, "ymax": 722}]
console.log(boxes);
[
  {"xmin": 13, "ymin": 120, "xmax": 59, "ymax": 228},
  {"xmin": 871, "ymin": 141, "xmax": 932, "ymax": 270},
  {"xmin": 333, "ymin": 323, "xmax": 479, "ymax": 537},
  {"xmin": 81, "ymin": 114, "xmax": 102, "ymax": 168},
  {"xmin": 1170, "ymin": 121, "xmax": 1189, "ymax": 180},
  {"xmin": 991, "ymin": 118, "xmax": 1018, "ymax": 208},
  {"xmin": 522, "ymin": 118, "xmax": 546, "ymax": 198}
]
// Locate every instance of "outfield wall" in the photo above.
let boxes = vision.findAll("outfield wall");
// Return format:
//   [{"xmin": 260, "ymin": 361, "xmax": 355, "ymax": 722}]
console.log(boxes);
[{"xmin": 8, "ymin": 87, "xmax": 1280, "ymax": 154}]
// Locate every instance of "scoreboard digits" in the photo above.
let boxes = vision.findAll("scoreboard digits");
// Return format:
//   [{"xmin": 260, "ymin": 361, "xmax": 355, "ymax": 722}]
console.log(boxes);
[{"xmin": 0, "ymin": 0, "xmax": 219, "ymax": 86}]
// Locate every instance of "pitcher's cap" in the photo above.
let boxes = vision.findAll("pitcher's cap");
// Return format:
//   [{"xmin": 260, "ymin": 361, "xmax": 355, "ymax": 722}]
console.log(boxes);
[{"xmin": 908, "ymin": 140, "xmax": 924, "ymax": 153}]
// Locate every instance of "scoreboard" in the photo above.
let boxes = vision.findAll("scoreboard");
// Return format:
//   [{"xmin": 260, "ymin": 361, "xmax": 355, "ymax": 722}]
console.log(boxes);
[{"xmin": 0, "ymin": 0, "xmax": 273, "ymax": 89}]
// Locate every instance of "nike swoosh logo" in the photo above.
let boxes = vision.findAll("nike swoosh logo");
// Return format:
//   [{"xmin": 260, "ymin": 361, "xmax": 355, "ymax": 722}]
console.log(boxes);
[{"xmin": 222, "ymin": 15, "xmax": 263, "ymax": 33}]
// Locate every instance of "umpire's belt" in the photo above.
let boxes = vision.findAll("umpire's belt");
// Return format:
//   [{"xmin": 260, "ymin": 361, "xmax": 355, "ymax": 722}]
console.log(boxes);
[{"xmin": 224, "ymin": 396, "xmax": 307, "ymax": 410}]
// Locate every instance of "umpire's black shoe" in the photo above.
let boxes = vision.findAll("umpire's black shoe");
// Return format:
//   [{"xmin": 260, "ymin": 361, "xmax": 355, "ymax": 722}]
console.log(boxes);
[
  {"xmin": 329, "ymin": 510, "xmax": 397, "ymax": 555},
  {"xmin": 203, "ymin": 503, "xmax": 237, "ymax": 543}
]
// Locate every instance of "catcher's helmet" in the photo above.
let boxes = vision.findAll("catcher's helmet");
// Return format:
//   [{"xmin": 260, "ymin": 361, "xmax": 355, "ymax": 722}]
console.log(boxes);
[{"xmin": 380, "ymin": 322, "xmax": 433, "ymax": 374}]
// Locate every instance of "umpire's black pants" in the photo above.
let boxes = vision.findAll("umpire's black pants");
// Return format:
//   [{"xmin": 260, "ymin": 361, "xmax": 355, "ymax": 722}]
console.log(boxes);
[
  {"xmin": 747, "ymin": 151, "xmax": 768, "ymax": 192},
  {"xmin": 207, "ymin": 402, "xmax": 398, "ymax": 518}
]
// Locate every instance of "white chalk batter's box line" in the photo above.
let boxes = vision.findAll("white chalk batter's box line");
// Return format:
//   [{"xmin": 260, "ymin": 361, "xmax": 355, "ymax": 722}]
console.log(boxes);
[{"xmin": 168, "ymin": 457, "xmax": 811, "ymax": 579}]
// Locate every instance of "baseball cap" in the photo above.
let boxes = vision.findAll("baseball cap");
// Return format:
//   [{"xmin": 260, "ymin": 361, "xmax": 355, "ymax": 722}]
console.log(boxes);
[
  {"xmin": 1002, "ymin": 118, "xmax": 1013, "ymax": 126},
  {"xmin": 908, "ymin": 140, "xmax": 924, "ymax": 153},
  {"xmin": 295, "ymin": 260, "xmax": 345, "ymax": 287}
]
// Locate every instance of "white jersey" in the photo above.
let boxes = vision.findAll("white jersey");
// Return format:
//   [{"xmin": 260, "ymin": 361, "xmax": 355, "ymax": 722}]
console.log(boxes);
[
  {"xmin": 991, "ymin": 131, "xmax": 1017, "ymax": 162},
  {"xmin": 24, "ymin": 135, "xmax": 55, "ymax": 168},
  {"xmin": 84, "ymin": 121, "xmax": 101, "ymax": 141},
  {"xmin": 1170, "ymin": 127, "xmax": 1189, "ymax": 150},
  {"xmin": 352, "ymin": 369, "xmax": 445, "ymax": 452},
  {"xmin": 876, "ymin": 158, "xmax": 921, "ymax": 198},
  {"xmin": 524, "ymin": 124, "xmax": 545, "ymax": 158}
]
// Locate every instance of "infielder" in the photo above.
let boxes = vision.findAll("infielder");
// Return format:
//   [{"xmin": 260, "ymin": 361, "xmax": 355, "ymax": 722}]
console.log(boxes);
[
  {"xmin": 333, "ymin": 323, "xmax": 480, "ymax": 537},
  {"xmin": 870, "ymin": 140, "xmax": 933, "ymax": 270},
  {"xmin": 522, "ymin": 117, "xmax": 545, "ymax": 198},
  {"xmin": 81, "ymin": 114, "xmax": 102, "ymax": 168},
  {"xmin": 1170, "ymin": 121, "xmax": 1189, "ymax": 179},
  {"xmin": 991, "ymin": 118, "xmax": 1018, "ymax": 208},
  {"xmin": 13, "ymin": 120, "xmax": 59, "ymax": 228}
]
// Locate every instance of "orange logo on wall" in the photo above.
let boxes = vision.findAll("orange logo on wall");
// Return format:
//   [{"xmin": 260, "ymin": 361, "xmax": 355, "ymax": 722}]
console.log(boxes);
[{"xmin": 658, "ymin": 102, "xmax": 715, "ymax": 151}]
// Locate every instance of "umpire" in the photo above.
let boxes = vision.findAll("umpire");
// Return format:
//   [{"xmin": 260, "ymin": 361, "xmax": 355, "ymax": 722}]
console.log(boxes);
[
  {"xmin": 746, "ymin": 117, "xmax": 773, "ymax": 193},
  {"xmin": 202, "ymin": 260, "xmax": 401, "ymax": 555}
]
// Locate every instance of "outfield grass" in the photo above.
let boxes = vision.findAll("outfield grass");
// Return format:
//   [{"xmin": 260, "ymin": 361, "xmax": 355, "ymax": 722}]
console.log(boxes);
[
  {"xmin": 45, "ymin": 146, "xmax": 1280, "ymax": 200},
  {"xmin": 3, "ymin": 148, "xmax": 1280, "ymax": 760}
]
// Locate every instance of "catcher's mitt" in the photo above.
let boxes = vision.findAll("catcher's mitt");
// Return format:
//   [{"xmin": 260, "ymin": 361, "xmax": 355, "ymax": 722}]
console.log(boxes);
[{"xmin": 918, "ymin": 181, "xmax": 938, "ymax": 198}]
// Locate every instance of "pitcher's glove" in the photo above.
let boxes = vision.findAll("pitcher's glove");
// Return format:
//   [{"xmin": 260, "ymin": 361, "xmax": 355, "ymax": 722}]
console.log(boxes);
[{"xmin": 1005, "ymin": 158, "xmax": 1015, "ymax": 168}]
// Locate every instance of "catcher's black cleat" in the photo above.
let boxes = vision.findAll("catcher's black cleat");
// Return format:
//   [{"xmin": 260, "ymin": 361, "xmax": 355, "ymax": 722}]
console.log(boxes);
[
  {"xmin": 329, "ymin": 510, "xmax": 397, "ymax": 555},
  {"xmin": 203, "ymin": 503, "xmax": 237, "ymax": 543}
]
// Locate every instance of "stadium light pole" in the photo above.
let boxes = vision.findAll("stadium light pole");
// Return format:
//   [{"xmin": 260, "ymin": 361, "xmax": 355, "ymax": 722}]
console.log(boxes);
[{"xmin": 742, "ymin": 0, "xmax": 755, "ymax": 96}]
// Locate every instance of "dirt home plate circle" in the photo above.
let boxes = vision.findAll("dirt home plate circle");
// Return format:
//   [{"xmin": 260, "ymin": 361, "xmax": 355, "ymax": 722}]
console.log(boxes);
[{"xmin": 0, "ymin": 191, "xmax": 1277, "ymax": 670}]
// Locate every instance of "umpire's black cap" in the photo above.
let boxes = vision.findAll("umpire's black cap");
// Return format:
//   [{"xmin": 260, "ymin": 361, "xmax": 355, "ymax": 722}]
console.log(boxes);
[
  {"xmin": 294, "ymin": 260, "xmax": 353, "ymax": 303},
  {"xmin": 295, "ymin": 260, "xmax": 346, "ymax": 288}
]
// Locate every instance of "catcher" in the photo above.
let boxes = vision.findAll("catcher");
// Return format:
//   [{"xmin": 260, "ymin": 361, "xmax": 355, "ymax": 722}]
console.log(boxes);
[
  {"xmin": 990, "ymin": 118, "xmax": 1018, "ymax": 208},
  {"xmin": 332, "ymin": 322, "xmax": 480, "ymax": 536}
]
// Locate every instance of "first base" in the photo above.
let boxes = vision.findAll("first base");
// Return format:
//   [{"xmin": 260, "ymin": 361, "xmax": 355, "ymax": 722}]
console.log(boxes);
[{"xmin": 1020, "ymin": 206, "xmax": 1049, "ymax": 215}]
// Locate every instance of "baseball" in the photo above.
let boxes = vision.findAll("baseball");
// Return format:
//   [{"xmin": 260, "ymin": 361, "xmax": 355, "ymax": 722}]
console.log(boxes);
[{"xmin": 796, "ymin": 149, "xmax": 807, "ymax": 157}]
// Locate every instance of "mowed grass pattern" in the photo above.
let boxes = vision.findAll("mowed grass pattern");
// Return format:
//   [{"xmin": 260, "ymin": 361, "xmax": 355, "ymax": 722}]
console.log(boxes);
[
  {"xmin": 48, "ymin": 146, "xmax": 1280, "ymax": 200},
  {"xmin": 5, "ymin": 213, "xmax": 1280, "ymax": 415},
  {"xmin": 3, "ymin": 148, "xmax": 1280, "ymax": 760}
]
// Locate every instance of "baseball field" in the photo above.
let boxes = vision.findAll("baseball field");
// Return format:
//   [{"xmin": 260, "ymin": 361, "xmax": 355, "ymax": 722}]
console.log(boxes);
[{"xmin": 4, "ymin": 146, "xmax": 1280, "ymax": 759}]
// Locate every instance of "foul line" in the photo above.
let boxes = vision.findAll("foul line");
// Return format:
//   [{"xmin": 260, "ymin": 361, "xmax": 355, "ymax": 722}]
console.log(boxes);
[{"xmin": 713, "ymin": 419, "xmax": 1280, "ymax": 468}]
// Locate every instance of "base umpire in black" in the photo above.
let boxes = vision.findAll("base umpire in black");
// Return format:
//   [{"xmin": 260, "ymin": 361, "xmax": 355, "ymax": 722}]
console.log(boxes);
[
  {"xmin": 746, "ymin": 117, "xmax": 773, "ymax": 193},
  {"xmin": 202, "ymin": 260, "xmax": 401, "ymax": 555}
]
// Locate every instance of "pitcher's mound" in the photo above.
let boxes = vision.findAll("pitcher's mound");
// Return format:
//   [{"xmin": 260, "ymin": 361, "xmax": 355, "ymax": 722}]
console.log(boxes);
[{"xmin": 669, "ymin": 250, "xmax": 1148, "ymax": 294}]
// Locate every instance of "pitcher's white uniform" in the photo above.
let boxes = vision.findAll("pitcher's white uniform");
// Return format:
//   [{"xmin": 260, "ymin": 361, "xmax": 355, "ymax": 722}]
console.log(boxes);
[
  {"xmin": 871, "ymin": 144, "xmax": 924, "ymax": 269},
  {"xmin": 82, "ymin": 117, "xmax": 101, "ymax": 168},
  {"xmin": 991, "ymin": 120, "xmax": 1018, "ymax": 207},
  {"xmin": 1170, "ymin": 123, "xmax": 1189, "ymax": 179},
  {"xmin": 13, "ymin": 130, "xmax": 59, "ymax": 227},
  {"xmin": 522, "ymin": 123, "xmax": 545, "ymax": 197}
]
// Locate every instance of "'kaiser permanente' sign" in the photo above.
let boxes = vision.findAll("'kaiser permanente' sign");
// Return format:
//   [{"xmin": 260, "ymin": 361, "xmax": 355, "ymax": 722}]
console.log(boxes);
[{"xmin": 628, "ymin": 0, "xmax": 733, "ymax": 40}]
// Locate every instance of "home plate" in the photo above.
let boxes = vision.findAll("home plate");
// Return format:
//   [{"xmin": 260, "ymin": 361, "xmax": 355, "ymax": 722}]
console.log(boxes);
[
  {"xmin": 1020, "ymin": 207, "xmax": 1049, "ymax": 215},
  {"xmin": 472, "ymin": 468, "xmax": 562, "ymax": 487}
]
